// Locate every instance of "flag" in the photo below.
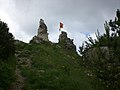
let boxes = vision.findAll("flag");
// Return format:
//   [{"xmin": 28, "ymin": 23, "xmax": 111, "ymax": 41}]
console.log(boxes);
[{"xmin": 60, "ymin": 22, "xmax": 63, "ymax": 29}]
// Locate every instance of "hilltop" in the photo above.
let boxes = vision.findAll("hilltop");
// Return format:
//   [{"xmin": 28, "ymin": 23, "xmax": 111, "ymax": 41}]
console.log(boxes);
[
  {"xmin": 0, "ymin": 19, "xmax": 105, "ymax": 90},
  {"xmin": 9, "ymin": 19, "xmax": 104, "ymax": 90},
  {"xmin": 11, "ymin": 41, "xmax": 103, "ymax": 90}
]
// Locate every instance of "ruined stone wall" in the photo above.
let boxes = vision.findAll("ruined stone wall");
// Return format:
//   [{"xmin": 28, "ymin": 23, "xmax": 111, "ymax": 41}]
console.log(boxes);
[{"xmin": 59, "ymin": 31, "xmax": 76, "ymax": 51}]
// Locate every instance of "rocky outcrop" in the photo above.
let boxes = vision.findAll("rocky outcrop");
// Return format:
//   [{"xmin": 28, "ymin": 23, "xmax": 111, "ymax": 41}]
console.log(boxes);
[
  {"xmin": 30, "ymin": 19, "xmax": 49, "ymax": 43},
  {"xmin": 59, "ymin": 31, "xmax": 76, "ymax": 51},
  {"xmin": 84, "ymin": 47, "xmax": 110, "ymax": 60},
  {"xmin": 30, "ymin": 19, "xmax": 76, "ymax": 51}
]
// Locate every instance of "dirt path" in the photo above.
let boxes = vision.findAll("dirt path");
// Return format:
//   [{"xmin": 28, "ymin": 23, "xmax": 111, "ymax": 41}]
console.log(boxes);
[
  {"xmin": 10, "ymin": 50, "xmax": 31, "ymax": 90},
  {"xmin": 10, "ymin": 67, "xmax": 26, "ymax": 90}
]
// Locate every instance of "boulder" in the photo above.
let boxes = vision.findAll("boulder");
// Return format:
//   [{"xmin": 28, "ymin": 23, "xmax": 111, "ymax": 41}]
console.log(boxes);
[{"xmin": 84, "ymin": 46, "xmax": 111, "ymax": 61}]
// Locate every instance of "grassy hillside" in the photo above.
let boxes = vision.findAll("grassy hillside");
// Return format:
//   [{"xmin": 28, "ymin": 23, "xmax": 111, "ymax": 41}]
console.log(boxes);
[{"xmin": 14, "ymin": 42, "xmax": 103, "ymax": 90}]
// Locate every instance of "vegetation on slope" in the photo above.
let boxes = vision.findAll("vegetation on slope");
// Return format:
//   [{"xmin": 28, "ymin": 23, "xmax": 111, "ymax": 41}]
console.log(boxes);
[
  {"xmin": 14, "ymin": 42, "xmax": 104, "ymax": 90},
  {"xmin": 0, "ymin": 20, "xmax": 16, "ymax": 90}
]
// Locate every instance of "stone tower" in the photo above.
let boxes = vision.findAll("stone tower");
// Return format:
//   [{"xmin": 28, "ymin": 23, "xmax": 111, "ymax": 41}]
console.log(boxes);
[
  {"xmin": 37, "ymin": 19, "xmax": 49, "ymax": 41},
  {"xmin": 30, "ymin": 19, "xmax": 49, "ymax": 43}
]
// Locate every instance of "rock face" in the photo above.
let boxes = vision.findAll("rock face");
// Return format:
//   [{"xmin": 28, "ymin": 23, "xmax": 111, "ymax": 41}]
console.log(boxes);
[
  {"xmin": 59, "ymin": 31, "xmax": 76, "ymax": 51},
  {"xmin": 30, "ymin": 19, "xmax": 49, "ymax": 43},
  {"xmin": 84, "ymin": 47, "xmax": 110, "ymax": 60}
]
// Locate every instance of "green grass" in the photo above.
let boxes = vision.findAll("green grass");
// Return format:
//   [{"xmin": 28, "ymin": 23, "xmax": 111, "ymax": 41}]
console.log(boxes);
[{"xmin": 16, "ymin": 42, "xmax": 104, "ymax": 90}]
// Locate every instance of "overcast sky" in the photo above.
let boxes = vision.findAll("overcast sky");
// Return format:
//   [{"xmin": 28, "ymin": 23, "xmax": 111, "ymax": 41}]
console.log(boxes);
[{"xmin": 0, "ymin": 0, "xmax": 120, "ymax": 51}]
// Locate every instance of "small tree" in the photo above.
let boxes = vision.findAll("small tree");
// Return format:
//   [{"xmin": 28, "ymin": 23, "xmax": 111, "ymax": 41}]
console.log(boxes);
[
  {"xmin": 109, "ymin": 9, "xmax": 120, "ymax": 37},
  {"xmin": 0, "ymin": 20, "xmax": 15, "ymax": 59}
]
